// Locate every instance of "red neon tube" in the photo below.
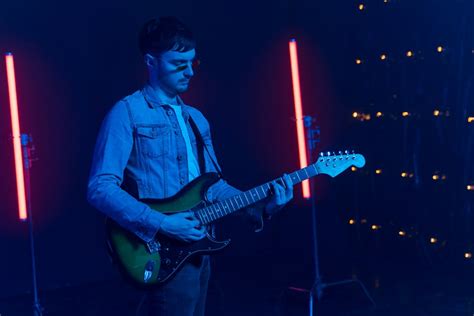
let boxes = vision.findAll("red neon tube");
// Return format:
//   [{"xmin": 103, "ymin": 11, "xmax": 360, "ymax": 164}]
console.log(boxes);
[
  {"xmin": 289, "ymin": 39, "xmax": 311, "ymax": 199},
  {"xmin": 5, "ymin": 53, "xmax": 28, "ymax": 220}
]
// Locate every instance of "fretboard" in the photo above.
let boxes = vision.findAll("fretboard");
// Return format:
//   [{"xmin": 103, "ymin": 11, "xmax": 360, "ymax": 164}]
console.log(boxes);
[{"xmin": 194, "ymin": 163, "xmax": 319, "ymax": 225}]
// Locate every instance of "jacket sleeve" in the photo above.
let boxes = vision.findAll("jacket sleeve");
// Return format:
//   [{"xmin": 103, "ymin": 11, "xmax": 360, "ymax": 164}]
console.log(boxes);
[{"xmin": 87, "ymin": 101, "xmax": 166, "ymax": 243}]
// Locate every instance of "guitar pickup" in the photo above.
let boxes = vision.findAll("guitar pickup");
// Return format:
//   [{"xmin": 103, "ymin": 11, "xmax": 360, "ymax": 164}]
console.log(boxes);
[{"xmin": 146, "ymin": 240, "xmax": 161, "ymax": 253}]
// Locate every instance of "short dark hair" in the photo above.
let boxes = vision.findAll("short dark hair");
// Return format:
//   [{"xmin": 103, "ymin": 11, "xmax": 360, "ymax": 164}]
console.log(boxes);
[{"xmin": 138, "ymin": 17, "xmax": 196, "ymax": 56}]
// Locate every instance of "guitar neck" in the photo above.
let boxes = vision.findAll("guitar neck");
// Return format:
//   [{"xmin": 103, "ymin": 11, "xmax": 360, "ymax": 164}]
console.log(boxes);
[{"xmin": 195, "ymin": 164, "xmax": 319, "ymax": 225}]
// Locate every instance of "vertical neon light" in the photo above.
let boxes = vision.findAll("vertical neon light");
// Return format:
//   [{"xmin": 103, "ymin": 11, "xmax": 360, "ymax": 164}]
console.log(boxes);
[
  {"xmin": 5, "ymin": 53, "xmax": 28, "ymax": 220},
  {"xmin": 289, "ymin": 39, "xmax": 311, "ymax": 199}
]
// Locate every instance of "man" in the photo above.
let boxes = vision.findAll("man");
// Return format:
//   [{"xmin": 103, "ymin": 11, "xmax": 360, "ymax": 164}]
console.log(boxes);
[{"xmin": 87, "ymin": 16, "xmax": 293, "ymax": 316}]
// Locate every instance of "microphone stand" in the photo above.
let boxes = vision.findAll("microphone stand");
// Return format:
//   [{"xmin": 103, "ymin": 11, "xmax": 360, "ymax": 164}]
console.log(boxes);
[
  {"xmin": 21, "ymin": 133, "xmax": 44, "ymax": 316},
  {"xmin": 303, "ymin": 116, "xmax": 375, "ymax": 315}
]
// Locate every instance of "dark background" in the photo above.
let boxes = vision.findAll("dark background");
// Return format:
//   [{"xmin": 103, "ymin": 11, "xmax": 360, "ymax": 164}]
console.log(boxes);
[{"xmin": 1, "ymin": 0, "xmax": 473, "ymax": 315}]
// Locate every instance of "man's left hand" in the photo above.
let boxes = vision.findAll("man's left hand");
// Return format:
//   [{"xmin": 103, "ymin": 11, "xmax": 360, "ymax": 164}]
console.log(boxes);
[{"xmin": 264, "ymin": 173, "xmax": 294, "ymax": 217}]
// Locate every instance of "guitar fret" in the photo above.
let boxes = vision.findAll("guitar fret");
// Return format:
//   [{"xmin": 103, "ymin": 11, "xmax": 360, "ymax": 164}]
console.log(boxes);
[
  {"xmin": 234, "ymin": 196, "xmax": 241, "ymax": 209},
  {"xmin": 209, "ymin": 205, "xmax": 216, "ymax": 220},
  {"xmin": 252, "ymin": 189, "xmax": 260, "ymax": 200},
  {"xmin": 258, "ymin": 186, "xmax": 266, "ymax": 198},
  {"xmin": 206, "ymin": 208, "xmax": 214, "ymax": 221},
  {"xmin": 238, "ymin": 195, "xmax": 245, "ymax": 207},
  {"xmin": 223, "ymin": 200, "xmax": 230, "ymax": 214},
  {"xmin": 202, "ymin": 209, "xmax": 209, "ymax": 224},
  {"xmin": 196, "ymin": 211, "xmax": 204, "ymax": 224},
  {"xmin": 242, "ymin": 193, "xmax": 248, "ymax": 205},
  {"xmin": 245, "ymin": 191, "xmax": 252, "ymax": 203},
  {"xmin": 303, "ymin": 168, "xmax": 310, "ymax": 179},
  {"xmin": 312, "ymin": 164, "xmax": 319, "ymax": 175},
  {"xmin": 229, "ymin": 197, "xmax": 237, "ymax": 210},
  {"xmin": 214, "ymin": 204, "xmax": 222, "ymax": 218},
  {"xmin": 214, "ymin": 204, "xmax": 221, "ymax": 218}
]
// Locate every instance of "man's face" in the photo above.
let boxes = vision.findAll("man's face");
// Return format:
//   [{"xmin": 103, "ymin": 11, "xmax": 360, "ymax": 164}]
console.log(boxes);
[{"xmin": 152, "ymin": 48, "xmax": 196, "ymax": 95}]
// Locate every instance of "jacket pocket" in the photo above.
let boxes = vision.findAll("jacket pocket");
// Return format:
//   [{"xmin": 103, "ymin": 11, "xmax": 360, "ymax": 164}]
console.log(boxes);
[{"xmin": 135, "ymin": 124, "xmax": 170, "ymax": 158}]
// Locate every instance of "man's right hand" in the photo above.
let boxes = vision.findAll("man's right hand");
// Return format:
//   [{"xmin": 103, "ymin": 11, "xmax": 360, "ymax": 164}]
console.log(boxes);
[{"xmin": 159, "ymin": 212, "xmax": 206, "ymax": 242}]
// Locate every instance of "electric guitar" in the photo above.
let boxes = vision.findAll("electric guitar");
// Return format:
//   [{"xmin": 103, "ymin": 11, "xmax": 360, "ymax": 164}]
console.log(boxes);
[{"xmin": 106, "ymin": 151, "xmax": 365, "ymax": 287}]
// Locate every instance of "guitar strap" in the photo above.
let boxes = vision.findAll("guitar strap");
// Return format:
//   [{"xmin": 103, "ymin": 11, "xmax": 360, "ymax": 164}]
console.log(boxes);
[{"xmin": 187, "ymin": 115, "xmax": 224, "ymax": 179}]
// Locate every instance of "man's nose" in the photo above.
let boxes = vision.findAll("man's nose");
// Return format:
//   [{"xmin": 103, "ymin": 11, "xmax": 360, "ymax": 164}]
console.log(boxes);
[{"xmin": 184, "ymin": 64, "xmax": 194, "ymax": 77}]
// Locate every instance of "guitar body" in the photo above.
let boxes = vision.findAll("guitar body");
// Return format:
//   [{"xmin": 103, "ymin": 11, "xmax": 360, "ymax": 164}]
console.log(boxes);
[{"xmin": 106, "ymin": 173, "xmax": 230, "ymax": 287}]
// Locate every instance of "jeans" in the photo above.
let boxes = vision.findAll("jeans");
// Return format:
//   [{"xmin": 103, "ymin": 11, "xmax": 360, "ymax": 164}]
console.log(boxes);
[{"xmin": 147, "ymin": 256, "xmax": 210, "ymax": 316}]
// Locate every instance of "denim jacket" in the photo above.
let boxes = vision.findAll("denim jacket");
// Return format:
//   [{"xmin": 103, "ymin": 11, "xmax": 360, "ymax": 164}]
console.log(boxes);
[{"xmin": 87, "ymin": 85, "xmax": 262, "ymax": 243}]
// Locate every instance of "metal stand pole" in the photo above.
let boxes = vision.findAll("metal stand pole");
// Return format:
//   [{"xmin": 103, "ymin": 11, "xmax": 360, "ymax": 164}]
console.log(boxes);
[
  {"xmin": 303, "ymin": 117, "xmax": 376, "ymax": 315},
  {"xmin": 21, "ymin": 134, "xmax": 43, "ymax": 316}
]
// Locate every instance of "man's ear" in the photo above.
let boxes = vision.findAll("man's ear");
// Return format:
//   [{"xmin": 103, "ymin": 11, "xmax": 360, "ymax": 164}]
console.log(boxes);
[{"xmin": 144, "ymin": 53, "xmax": 158, "ymax": 67}]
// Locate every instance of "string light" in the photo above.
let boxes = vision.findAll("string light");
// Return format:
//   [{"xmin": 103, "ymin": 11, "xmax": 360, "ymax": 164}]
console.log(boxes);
[
  {"xmin": 437, "ymin": 46, "xmax": 444, "ymax": 53},
  {"xmin": 349, "ymin": 219, "xmax": 356, "ymax": 225},
  {"xmin": 355, "ymin": 58, "xmax": 362, "ymax": 65},
  {"xmin": 467, "ymin": 185, "xmax": 474, "ymax": 191},
  {"xmin": 380, "ymin": 54, "xmax": 387, "ymax": 61},
  {"xmin": 402, "ymin": 111, "xmax": 410, "ymax": 117},
  {"xmin": 352, "ymin": 112, "xmax": 371, "ymax": 121},
  {"xmin": 358, "ymin": 4, "xmax": 365, "ymax": 10},
  {"xmin": 376, "ymin": 112, "xmax": 383, "ymax": 117},
  {"xmin": 433, "ymin": 110, "xmax": 440, "ymax": 116},
  {"xmin": 375, "ymin": 169, "xmax": 382, "ymax": 175},
  {"xmin": 468, "ymin": 117, "xmax": 474, "ymax": 123},
  {"xmin": 406, "ymin": 51, "xmax": 413, "ymax": 57},
  {"xmin": 432, "ymin": 172, "xmax": 447, "ymax": 181},
  {"xmin": 361, "ymin": 219, "xmax": 367, "ymax": 224},
  {"xmin": 351, "ymin": 166, "xmax": 357, "ymax": 172},
  {"xmin": 430, "ymin": 237, "xmax": 437, "ymax": 244},
  {"xmin": 398, "ymin": 231, "xmax": 406, "ymax": 236},
  {"xmin": 465, "ymin": 252, "xmax": 472, "ymax": 259},
  {"xmin": 371, "ymin": 225, "xmax": 381, "ymax": 230}
]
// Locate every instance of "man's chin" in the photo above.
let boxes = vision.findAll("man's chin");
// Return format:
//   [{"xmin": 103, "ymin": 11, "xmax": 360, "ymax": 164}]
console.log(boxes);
[{"xmin": 176, "ymin": 85, "xmax": 189, "ymax": 94}]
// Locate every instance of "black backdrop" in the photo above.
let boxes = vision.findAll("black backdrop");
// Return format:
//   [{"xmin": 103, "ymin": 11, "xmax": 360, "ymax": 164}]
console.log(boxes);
[{"xmin": 0, "ymin": 0, "xmax": 472, "ymax": 310}]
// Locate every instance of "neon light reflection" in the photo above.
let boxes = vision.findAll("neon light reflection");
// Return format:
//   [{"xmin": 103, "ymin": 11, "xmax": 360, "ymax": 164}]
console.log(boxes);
[
  {"xmin": 289, "ymin": 39, "xmax": 311, "ymax": 199},
  {"xmin": 5, "ymin": 53, "xmax": 28, "ymax": 220}
]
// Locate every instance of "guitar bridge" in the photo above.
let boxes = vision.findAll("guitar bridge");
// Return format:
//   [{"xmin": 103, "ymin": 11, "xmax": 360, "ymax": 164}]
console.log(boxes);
[{"xmin": 146, "ymin": 240, "xmax": 161, "ymax": 253}]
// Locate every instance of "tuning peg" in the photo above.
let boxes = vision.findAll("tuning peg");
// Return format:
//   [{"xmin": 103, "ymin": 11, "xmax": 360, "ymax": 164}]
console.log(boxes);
[
  {"xmin": 338, "ymin": 151, "xmax": 343, "ymax": 155},
  {"xmin": 326, "ymin": 151, "xmax": 331, "ymax": 156},
  {"xmin": 319, "ymin": 152, "xmax": 324, "ymax": 157},
  {"xmin": 344, "ymin": 150, "xmax": 349, "ymax": 155}
]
